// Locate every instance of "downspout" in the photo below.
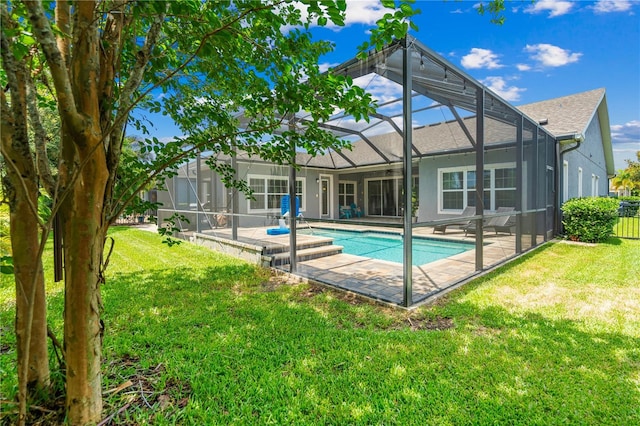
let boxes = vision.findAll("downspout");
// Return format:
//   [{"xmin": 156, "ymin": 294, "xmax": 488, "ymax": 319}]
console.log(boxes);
[
  {"xmin": 559, "ymin": 134, "xmax": 584, "ymax": 156},
  {"xmin": 556, "ymin": 133, "xmax": 584, "ymax": 234}
]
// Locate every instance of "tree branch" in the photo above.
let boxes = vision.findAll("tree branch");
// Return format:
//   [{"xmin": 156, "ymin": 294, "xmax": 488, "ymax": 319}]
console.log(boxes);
[
  {"xmin": 99, "ymin": 0, "xmax": 128, "ymax": 136},
  {"xmin": 55, "ymin": 0, "xmax": 71, "ymax": 68},
  {"xmin": 0, "ymin": 9, "xmax": 43, "ymax": 227},
  {"xmin": 25, "ymin": 67, "xmax": 57, "ymax": 195},
  {"xmin": 117, "ymin": 8, "xmax": 165, "ymax": 119},
  {"xmin": 108, "ymin": 118, "xmax": 286, "ymax": 223},
  {"xmin": 23, "ymin": 0, "xmax": 82, "ymax": 130}
]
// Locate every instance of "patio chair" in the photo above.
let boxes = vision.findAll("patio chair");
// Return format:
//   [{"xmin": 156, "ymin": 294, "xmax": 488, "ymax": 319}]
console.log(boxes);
[
  {"xmin": 350, "ymin": 203, "xmax": 363, "ymax": 218},
  {"xmin": 281, "ymin": 195, "xmax": 300, "ymax": 218},
  {"xmin": 339, "ymin": 205, "xmax": 352, "ymax": 219},
  {"xmin": 464, "ymin": 207, "xmax": 515, "ymax": 236},
  {"xmin": 433, "ymin": 206, "xmax": 475, "ymax": 234}
]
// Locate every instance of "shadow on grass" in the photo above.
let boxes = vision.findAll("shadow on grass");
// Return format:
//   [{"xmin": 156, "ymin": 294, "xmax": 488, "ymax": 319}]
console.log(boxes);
[
  {"xmin": 2, "ymin": 250, "xmax": 639, "ymax": 424},
  {"xmin": 97, "ymin": 264, "xmax": 640, "ymax": 423},
  {"xmin": 602, "ymin": 236, "xmax": 624, "ymax": 245}
]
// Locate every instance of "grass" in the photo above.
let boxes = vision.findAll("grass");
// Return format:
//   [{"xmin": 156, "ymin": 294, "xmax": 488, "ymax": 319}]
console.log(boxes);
[{"xmin": 1, "ymin": 227, "xmax": 639, "ymax": 424}]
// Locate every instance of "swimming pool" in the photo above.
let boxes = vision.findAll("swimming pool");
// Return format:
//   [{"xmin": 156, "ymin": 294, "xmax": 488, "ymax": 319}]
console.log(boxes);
[{"xmin": 299, "ymin": 228, "xmax": 473, "ymax": 265}]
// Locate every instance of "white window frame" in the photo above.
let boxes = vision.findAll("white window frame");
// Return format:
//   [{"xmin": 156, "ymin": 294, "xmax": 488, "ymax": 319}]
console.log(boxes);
[
  {"xmin": 319, "ymin": 174, "xmax": 333, "ymax": 218},
  {"xmin": 338, "ymin": 181, "xmax": 357, "ymax": 208},
  {"xmin": 591, "ymin": 174, "xmax": 596, "ymax": 197},
  {"xmin": 437, "ymin": 162, "xmax": 516, "ymax": 213},
  {"xmin": 578, "ymin": 167, "xmax": 583, "ymax": 197},
  {"xmin": 364, "ymin": 176, "xmax": 403, "ymax": 217},
  {"xmin": 246, "ymin": 174, "xmax": 306, "ymax": 213}
]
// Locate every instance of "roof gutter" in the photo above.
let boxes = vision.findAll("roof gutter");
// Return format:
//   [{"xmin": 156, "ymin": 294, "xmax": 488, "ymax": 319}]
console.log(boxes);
[{"xmin": 558, "ymin": 132, "xmax": 584, "ymax": 155}]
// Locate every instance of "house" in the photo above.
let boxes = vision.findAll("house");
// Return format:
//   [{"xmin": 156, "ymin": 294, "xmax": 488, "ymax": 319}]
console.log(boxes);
[
  {"xmin": 158, "ymin": 92, "xmax": 612, "ymax": 232},
  {"xmin": 156, "ymin": 36, "xmax": 613, "ymax": 307}
]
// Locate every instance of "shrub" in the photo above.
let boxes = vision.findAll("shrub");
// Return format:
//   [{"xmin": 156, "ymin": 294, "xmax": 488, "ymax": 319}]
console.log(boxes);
[
  {"xmin": 562, "ymin": 197, "xmax": 619, "ymax": 243},
  {"xmin": 618, "ymin": 196, "xmax": 640, "ymax": 217}
]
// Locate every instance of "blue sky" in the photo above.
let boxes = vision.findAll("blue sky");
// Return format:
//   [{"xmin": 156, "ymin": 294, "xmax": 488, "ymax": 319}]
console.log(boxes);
[{"xmin": 142, "ymin": 0, "xmax": 639, "ymax": 170}]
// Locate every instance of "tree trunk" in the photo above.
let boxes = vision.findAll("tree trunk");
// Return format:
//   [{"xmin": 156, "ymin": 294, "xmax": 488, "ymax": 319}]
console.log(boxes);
[
  {"xmin": 7, "ymin": 177, "xmax": 51, "ymax": 393},
  {"xmin": 60, "ymin": 137, "xmax": 109, "ymax": 424},
  {"xmin": 0, "ymin": 43, "xmax": 51, "ymax": 411}
]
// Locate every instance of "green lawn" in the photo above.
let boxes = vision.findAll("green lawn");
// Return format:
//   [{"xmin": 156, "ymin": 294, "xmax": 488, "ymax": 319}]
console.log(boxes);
[{"xmin": 1, "ymin": 227, "xmax": 639, "ymax": 424}]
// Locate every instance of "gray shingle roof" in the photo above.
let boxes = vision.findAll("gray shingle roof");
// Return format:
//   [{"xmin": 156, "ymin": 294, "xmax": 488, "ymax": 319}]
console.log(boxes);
[
  {"xmin": 516, "ymin": 88, "xmax": 605, "ymax": 137},
  {"xmin": 312, "ymin": 88, "xmax": 609, "ymax": 169},
  {"xmin": 208, "ymin": 88, "xmax": 611, "ymax": 174}
]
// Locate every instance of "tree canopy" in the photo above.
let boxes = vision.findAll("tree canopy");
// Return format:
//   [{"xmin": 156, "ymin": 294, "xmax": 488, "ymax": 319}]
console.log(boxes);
[
  {"xmin": 1, "ymin": 1, "xmax": 509, "ymax": 424},
  {"xmin": 612, "ymin": 151, "xmax": 640, "ymax": 196},
  {"xmin": 2, "ymin": 1, "xmax": 420, "ymax": 423}
]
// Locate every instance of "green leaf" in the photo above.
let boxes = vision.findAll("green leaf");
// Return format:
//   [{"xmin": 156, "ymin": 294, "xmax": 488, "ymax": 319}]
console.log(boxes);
[
  {"xmin": 11, "ymin": 43, "xmax": 29, "ymax": 61},
  {"xmin": 400, "ymin": 3, "xmax": 413, "ymax": 14}
]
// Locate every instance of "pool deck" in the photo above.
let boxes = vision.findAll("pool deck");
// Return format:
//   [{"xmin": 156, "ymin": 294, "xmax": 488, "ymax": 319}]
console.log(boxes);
[{"xmin": 196, "ymin": 221, "xmax": 536, "ymax": 306}]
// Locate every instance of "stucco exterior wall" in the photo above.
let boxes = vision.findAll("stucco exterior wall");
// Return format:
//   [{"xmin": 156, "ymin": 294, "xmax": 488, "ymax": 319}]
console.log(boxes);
[
  {"xmin": 234, "ymin": 162, "xmax": 324, "ymax": 227},
  {"xmin": 417, "ymin": 147, "xmax": 517, "ymax": 220},
  {"xmin": 561, "ymin": 113, "xmax": 609, "ymax": 201}
]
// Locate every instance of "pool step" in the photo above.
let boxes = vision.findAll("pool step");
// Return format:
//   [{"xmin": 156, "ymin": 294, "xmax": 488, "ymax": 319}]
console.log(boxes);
[
  {"xmin": 263, "ymin": 236, "xmax": 335, "ymax": 255},
  {"xmin": 270, "ymin": 244, "xmax": 344, "ymax": 266}
]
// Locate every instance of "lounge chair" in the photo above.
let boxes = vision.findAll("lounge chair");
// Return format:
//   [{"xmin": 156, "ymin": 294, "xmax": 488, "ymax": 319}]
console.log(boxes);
[
  {"xmin": 433, "ymin": 206, "xmax": 475, "ymax": 234},
  {"xmin": 339, "ymin": 205, "xmax": 352, "ymax": 219},
  {"xmin": 281, "ymin": 195, "xmax": 300, "ymax": 218},
  {"xmin": 350, "ymin": 203, "xmax": 363, "ymax": 218},
  {"xmin": 464, "ymin": 207, "xmax": 515, "ymax": 236}
]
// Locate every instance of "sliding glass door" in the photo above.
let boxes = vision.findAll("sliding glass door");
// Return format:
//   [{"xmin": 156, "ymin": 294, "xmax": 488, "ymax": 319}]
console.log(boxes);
[{"xmin": 366, "ymin": 177, "xmax": 403, "ymax": 217}]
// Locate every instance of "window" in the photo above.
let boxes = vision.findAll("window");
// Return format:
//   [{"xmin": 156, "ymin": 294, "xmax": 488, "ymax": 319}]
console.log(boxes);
[
  {"xmin": 338, "ymin": 182, "xmax": 356, "ymax": 207},
  {"xmin": 591, "ymin": 174, "xmax": 596, "ymax": 196},
  {"xmin": 578, "ymin": 167, "xmax": 583, "ymax": 197},
  {"xmin": 465, "ymin": 169, "xmax": 491, "ymax": 210},
  {"xmin": 442, "ymin": 171, "xmax": 464, "ymax": 210},
  {"xmin": 495, "ymin": 168, "xmax": 517, "ymax": 208},
  {"xmin": 438, "ymin": 164, "xmax": 516, "ymax": 212},
  {"xmin": 176, "ymin": 177, "xmax": 197, "ymax": 210},
  {"xmin": 247, "ymin": 175, "xmax": 304, "ymax": 212}
]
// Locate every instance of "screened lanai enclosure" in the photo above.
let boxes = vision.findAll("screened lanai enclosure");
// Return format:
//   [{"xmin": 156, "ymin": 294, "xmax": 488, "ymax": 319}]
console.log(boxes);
[{"xmin": 157, "ymin": 36, "xmax": 560, "ymax": 307}]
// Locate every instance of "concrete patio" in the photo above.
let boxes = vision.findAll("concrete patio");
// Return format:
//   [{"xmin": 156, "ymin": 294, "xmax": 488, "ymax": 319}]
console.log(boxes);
[{"xmin": 190, "ymin": 220, "xmax": 531, "ymax": 306}]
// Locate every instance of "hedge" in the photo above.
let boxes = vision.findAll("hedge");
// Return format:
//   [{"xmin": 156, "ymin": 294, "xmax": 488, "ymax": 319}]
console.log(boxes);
[{"xmin": 561, "ymin": 197, "xmax": 619, "ymax": 243}]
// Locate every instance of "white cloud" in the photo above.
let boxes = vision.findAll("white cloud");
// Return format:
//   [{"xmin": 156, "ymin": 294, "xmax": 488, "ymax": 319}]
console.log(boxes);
[
  {"xmin": 611, "ymin": 120, "xmax": 640, "ymax": 143},
  {"xmin": 592, "ymin": 1, "xmax": 634, "ymax": 14},
  {"xmin": 158, "ymin": 136, "xmax": 182, "ymax": 143},
  {"xmin": 318, "ymin": 62, "xmax": 341, "ymax": 73},
  {"xmin": 343, "ymin": 0, "xmax": 390, "ymax": 26},
  {"xmin": 280, "ymin": 0, "xmax": 390, "ymax": 33},
  {"xmin": 524, "ymin": 0, "xmax": 574, "ymax": 18},
  {"xmin": 285, "ymin": 0, "xmax": 392, "ymax": 31},
  {"xmin": 516, "ymin": 63, "xmax": 532, "ymax": 71},
  {"xmin": 524, "ymin": 44, "xmax": 582, "ymax": 67},
  {"xmin": 450, "ymin": 8, "xmax": 464, "ymax": 14},
  {"xmin": 611, "ymin": 120, "xmax": 640, "ymax": 168},
  {"xmin": 461, "ymin": 48, "xmax": 503, "ymax": 69},
  {"xmin": 353, "ymin": 74, "xmax": 403, "ymax": 104},
  {"xmin": 481, "ymin": 76, "xmax": 526, "ymax": 102}
]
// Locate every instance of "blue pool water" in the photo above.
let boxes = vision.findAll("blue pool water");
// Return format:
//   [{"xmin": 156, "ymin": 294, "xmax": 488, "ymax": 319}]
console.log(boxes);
[{"xmin": 299, "ymin": 228, "xmax": 473, "ymax": 266}]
